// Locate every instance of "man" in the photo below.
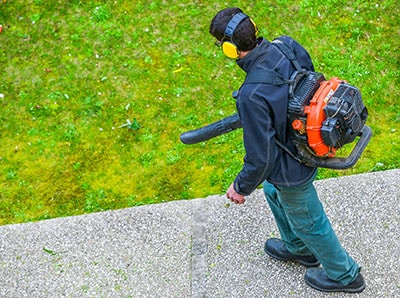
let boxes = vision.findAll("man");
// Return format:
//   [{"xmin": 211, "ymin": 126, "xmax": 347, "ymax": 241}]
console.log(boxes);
[{"xmin": 209, "ymin": 7, "xmax": 365, "ymax": 293}]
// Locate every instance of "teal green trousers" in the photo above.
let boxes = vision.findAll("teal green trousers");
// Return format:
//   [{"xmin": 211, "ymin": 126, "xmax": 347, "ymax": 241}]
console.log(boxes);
[{"xmin": 263, "ymin": 176, "xmax": 360, "ymax": 285}]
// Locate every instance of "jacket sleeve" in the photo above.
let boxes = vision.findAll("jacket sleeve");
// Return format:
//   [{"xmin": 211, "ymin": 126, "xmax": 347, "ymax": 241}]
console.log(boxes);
[{"xmin": 233, "ymin": 85, "xmax": 285, "ymax": 196}]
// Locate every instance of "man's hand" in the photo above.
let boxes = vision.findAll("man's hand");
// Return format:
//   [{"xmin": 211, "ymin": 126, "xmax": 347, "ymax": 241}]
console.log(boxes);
[{"xmin": 226, "ymin": 183, "xmax": 245, "ymax": 204}]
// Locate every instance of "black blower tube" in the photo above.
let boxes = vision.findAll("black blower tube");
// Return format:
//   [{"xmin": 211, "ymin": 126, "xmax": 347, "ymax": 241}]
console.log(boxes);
[{"xmin": 180, "ymin": 113, "xmax": 242, "ymax": 145}]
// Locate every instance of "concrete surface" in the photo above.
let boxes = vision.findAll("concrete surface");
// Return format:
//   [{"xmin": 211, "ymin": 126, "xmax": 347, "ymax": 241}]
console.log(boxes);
[{"xmin": 0, "ymin": 169, "xmax": 399, "ymax": 297}]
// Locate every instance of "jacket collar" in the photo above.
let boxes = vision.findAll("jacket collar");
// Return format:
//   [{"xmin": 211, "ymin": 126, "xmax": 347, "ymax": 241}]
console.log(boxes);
[{"xmin": 237, "ymin": 38, "xmax": 271, "ymax": 73}]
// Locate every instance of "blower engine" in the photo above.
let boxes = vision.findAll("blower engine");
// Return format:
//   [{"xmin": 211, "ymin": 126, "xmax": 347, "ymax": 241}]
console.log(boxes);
[{"xmin": 285, "ymin": 70, "xmax": 371, "ymax": 165}]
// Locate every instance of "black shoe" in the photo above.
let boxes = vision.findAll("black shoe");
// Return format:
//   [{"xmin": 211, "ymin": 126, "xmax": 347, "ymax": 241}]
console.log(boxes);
[
  {"xmin": 305, "ymin": 267, "xmax": 366, "ymax": 293},
  {"xmin": 264, "ymin": 238, "xmax": 320, "ymax": 267}
]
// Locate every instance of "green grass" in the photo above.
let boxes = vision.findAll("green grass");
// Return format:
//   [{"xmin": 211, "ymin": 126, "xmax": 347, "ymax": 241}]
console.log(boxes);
[{"xmin": 0, "ymin": 0, "xmax": 399, "ymax": 225}]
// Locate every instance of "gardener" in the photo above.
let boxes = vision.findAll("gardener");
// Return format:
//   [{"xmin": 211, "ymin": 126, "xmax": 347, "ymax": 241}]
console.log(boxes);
[{"xmin": 209, "ymin": 7, "xmax": 365, "ymax": 293}]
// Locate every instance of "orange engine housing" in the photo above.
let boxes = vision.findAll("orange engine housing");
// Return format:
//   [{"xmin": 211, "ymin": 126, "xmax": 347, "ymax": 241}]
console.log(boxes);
[{"xmin": 302, "ymin": 77, "xmax": 345, "ymax": 157}]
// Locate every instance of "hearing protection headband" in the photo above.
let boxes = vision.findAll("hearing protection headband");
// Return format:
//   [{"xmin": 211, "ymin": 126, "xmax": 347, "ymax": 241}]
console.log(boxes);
[
  {"xmin": 221, "ymin": 13, "xmax": 257, "ymax": 59},
  {"xmin": 224, "ymin": 13, "xmax": 248, "ymax": 39}
]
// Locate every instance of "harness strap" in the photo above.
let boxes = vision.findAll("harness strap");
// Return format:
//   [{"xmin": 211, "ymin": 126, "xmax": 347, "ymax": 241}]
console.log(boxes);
[
  {"xmin": 245, "ymin": 68, "xmax": 288, "ymax": 85},
  {"xmin": 272, "ymin": 38, "xmax": 303, "ymax": 72},
  {"xmin": 244, "ymin": 38, "xmax": 301, "ymax": 86}
]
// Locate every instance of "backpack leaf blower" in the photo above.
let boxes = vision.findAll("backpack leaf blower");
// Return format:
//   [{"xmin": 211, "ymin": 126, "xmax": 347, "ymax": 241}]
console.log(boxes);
[
  {"xmin": 180, "ymin": 38, "xmax": 372, "ymax": 169},
  {"xmin": 180, "ymin": 73, "xmax": 372, "ymax": 170}
]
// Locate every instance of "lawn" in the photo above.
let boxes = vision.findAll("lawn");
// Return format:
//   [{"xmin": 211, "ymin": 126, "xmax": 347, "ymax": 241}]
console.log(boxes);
[{"xmin": 0, "ymin": 0, "xmax": 399, "ymax": 225}]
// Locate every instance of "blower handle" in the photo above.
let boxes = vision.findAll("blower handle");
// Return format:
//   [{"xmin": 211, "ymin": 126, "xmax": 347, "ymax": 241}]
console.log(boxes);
[{"xmin": 297, "ymin": 125, "xmax": 372, "ymax": 169}]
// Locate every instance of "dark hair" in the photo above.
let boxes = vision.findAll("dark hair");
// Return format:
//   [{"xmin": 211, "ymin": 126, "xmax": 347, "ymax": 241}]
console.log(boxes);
[{"xmin": 209, "ymin": 7, "xmax": 257, "ymax": 52}]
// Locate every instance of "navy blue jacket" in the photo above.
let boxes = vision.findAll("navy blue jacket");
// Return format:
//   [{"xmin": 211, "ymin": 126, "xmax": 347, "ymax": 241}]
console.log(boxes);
[{"xmin": 233, "ymin": 36, "xmax": 317, "ymax": 196}]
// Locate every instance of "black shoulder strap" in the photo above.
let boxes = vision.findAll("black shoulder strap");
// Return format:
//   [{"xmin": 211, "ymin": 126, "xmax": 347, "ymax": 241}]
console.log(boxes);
[
  {"xmin": 245, "ymin": 68, "xmax": 288, "ymax": 85},
  {"xmin": 275, "ymin": 138, "xmax": 304, "ymax": 164},
  {"xmin": 272, "ymin": 38, "xmax": 303, "ymax": 72},
  {"xmin": 244, "ymin": 37, "xmax": 302, "ymax": 86}
]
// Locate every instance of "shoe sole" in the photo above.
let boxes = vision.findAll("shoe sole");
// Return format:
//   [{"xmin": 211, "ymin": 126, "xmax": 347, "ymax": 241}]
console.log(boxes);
[{"xmin": 305, "ymin": 278, "xmax": 366, "ymax": 293}]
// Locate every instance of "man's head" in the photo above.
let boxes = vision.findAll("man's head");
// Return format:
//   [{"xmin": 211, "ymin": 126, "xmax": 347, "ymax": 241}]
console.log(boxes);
[{"xmin": 209, "ymin": 7, "xmax": 258, "ymax": 59}]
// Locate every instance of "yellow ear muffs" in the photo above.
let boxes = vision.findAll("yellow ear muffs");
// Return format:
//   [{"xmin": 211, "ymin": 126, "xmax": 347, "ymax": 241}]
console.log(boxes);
[
  {"xmin": 221, "ymin": 12, "xmax": 258, "ymax": 59},
  {"xmin": 222, "ymin": 41, "xmax": 240, "ymax": 59},
  {"xmin": 250, "ymin": 18, "xmax": 259, "ymax": 36}
]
